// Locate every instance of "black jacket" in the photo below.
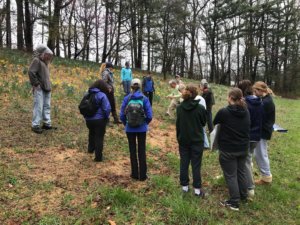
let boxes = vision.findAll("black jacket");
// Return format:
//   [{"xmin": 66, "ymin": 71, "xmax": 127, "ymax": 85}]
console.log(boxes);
[
  {"xmin": 202, "ymin": 88, "xmax": 215, "ymax": 111},
  {"xmin": 261, "ymin": 94, "xmax": 275, "ymax": 140},
  {"xmin": 245, "ymin": 95, "xmax": 263, "ymax": 141},
  {"xmin": 213, "ymin": 105, "xmax": 250, "ymax": 153},
  {"xmin": 176, "ymin": 99, "xmax": 206, "ymax": 146}
]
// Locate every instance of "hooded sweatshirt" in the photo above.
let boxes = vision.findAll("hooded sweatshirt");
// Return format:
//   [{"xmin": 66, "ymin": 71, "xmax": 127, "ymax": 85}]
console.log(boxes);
[
  {"xmin": 261, "ymin": 94, "xmax": 275, "ymax": 140},
  {"xmin": 176, "ymin": 99, "xmax": 207, "ymax": 146},
  {"xmin": 245, "ymin": 95, "xmax": 263, "ymax": 141},
  {"xmin": 120, "ymin": 90, "xmax": 152, "ymax": 132},
  {"xmin": 84, "ymin": 88, "xmax": 111, "ymax": 121},
  {"xmin": 213, "ymin": 105, "xmax": 250, "ymax": 152}
]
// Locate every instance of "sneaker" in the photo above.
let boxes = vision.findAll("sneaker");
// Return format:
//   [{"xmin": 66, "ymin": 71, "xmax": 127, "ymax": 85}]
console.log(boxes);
[
  {"xmin": 182, "ymin": 186, "xmax": 189, "ymax": 193},
  {"xmin": 42, "ymin": 125, "xmax": 57, "ymax": 130},
  {"xmin": 139, "ymin": 175, "xmax": 148, "ymax": 181},
  {"xmin": 32, "ymin": 126, "xmax": 43, "ymax": 134},
  {"xmin": 194, "ymin": 189, "xmax": 205, "ymax": 198},
  {"xmin": 94, "ymin": 158, "xmax": 103, "ymax": 162},
  {"xmin": 220, "ymin": 200, "xmax": 239, "ymax": 211},
  {"xmin": 255, "ymin": 179, "xmax": 271, "ymax": 185},
  {"xmin": 248, "ymin": 189, "xmax": 255, "ymax": 198}
]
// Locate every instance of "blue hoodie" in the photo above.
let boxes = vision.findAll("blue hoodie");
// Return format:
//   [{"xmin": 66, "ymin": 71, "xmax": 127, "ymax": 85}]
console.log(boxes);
[
  {"xmin": 245, "ymin": 95, "xmax": 263, "ymax": 141},
  {"xmin": 120, "ymin": 90, "xmax": 152, "ymax": 132},
  {"xmin": 84, "ymin": 88, "xmax": 111, "ymax": 121}
]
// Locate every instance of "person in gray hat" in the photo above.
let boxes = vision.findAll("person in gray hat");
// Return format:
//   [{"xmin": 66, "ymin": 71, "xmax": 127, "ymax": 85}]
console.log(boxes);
[{"xmin": 28, "ymin": 44, "xmax": 55, "ymax": 134}]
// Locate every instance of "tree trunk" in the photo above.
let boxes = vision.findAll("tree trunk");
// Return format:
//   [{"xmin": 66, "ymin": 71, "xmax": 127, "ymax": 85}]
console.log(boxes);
[
  {"xmin": 24, "ymin": 0, "xmax": 33, "ymax": 51},
  {"xmin": 16, "ymin": 0, "xmax": 24, "ymax": 50},
  {"xmin": 6, "ymin": 0, "xmax": 11, "ymax": 48},
  {"xmin": 102, "ymin": 1, "xmax": 109, "ymax": 63}
]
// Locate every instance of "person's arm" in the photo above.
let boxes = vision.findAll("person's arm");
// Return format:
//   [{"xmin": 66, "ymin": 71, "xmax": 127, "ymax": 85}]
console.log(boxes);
[
  {"xmin": 143, "ymin": 97, "xmax": 152, "ymax": 124},
  {"xmin": 176, "ymin": 106, "xmax": 180, "ymax": 141},
  {"xmin": 28, "ymin": 58, "xmax": 40, "ymax": 87},
  {"xmin": 152, "ymin": 78, "xmax": 155, "ymax": 92},
  {"xmin": 119, "ymin": 96, "xmax": 129, "ymax": 125},
  {"xmin": 199, "ymin": 105, "xmax": 207, "ymax": 127},
  {"xmin": 213, "ymin": 109, "xmax": 223, "ymax": 125},
  {"xmin": 100, "ymin": 94, "xmax": 111, "ymax": 119}
]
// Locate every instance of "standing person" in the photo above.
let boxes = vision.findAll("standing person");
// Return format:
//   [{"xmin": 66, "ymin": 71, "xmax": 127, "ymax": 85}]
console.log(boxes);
[
  {"xmin": 101, "ymin": 62, "xmax": 121, "ymax": 124},
  {"xmin": 28, "ymin": 44, "xmax": 55, "ymax": 134},
  {"xmin": 84, "ymin": 80, "xmax": 111, "ymax": 162},
  {"xmin": 252, "ymin": 81, "xmax": 275, "ymax": 185},
  {"xmin": 166, "ymin": 80, "xmax": 181, "ymax": 117},
  {"xmin": 120, "ymin": 79, "xmax": 153, "ymax": 181},
  {"xmin": 175, "ymin": 74, "xmax": 184, "ymax": 85},
  {"xmin": 201, "ymin": 79, "xmax": 215, "ymax": 133},
  {"xmin": 142, "ymin": 72, "xmax": 155, "ymax": 106},
  {"xmin": 214, "ymin": 88, "xmax": 250, "ymax": 211},
  {"xmin": 238, "ymin": 80, "xmax": 263, "ymax": 197},
  {"xmin": 176, "ymin": 84, "xmax": 206, "ymax": 196},
  {"xmin": 121, "ymin": 61, "xmax": 133, "ymax": 95}
]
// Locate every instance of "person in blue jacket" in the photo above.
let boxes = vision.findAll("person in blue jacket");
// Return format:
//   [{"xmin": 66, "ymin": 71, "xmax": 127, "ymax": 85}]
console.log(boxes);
[
  {"xmin": 85, "ymin": 80, "xmax": 111, "ymax": 162},
  {"xmin": 120, "ymin": 61, "xmax": 133, "ymax": 95},
  {"xmin": 142, "ymin": 71, "xmax": 155, "ymax": 106},
  {"xmin": 120, "ymin": 78, "xmax": 153, "ymax": 181},
  {"xmin": 238, "ymin": 80, "xmax": 263, "ymax": 198}
]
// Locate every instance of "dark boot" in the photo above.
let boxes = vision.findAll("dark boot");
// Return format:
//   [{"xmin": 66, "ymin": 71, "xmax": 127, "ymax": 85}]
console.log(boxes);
[
  {"xmin": 32, "ymin": 126, "xmax": 43, "ymax": 134},
  {"xmin": 112, "ymin": 111, "xmax": 122, "ymax": 124}
]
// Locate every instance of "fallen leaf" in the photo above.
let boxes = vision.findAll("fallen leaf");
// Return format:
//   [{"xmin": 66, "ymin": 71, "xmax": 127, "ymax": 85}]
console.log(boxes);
[{"xmin": 108, "ymin": 220, "xmax": 116, "ymax": 225}]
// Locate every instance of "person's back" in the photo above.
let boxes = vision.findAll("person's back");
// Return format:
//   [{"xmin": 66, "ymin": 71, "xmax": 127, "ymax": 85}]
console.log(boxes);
[{"xmin": 245, "ymin": 95, "xmax": 263, "ymax": 141}]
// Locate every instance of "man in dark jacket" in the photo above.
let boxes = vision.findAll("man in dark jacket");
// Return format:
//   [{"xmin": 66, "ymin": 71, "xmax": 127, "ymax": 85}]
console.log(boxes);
[
  {"xmin": 28, "ymin": 44, "xmax": 55, "ymax": 134},
  {"xmin": 201, "ymin": 79, "xmax": 215, "ymax": 133},
  {"xmin": 176, "ymin": 84, "xmax": 206, "ymax": 197}
]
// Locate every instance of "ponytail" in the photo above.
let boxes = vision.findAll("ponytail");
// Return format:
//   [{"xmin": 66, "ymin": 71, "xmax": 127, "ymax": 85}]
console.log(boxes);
[
  {"xmin": 99, "ymin": 63, "xmax": 106, "ymax": 75},
  {"xmin": 228, "ymin": 88, "xmax": 247, "ymax": 108}
]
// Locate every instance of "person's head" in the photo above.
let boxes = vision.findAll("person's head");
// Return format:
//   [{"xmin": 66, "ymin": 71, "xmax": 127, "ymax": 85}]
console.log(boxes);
[
  {"xmin": 35, "ymin": 44, "xmax": 53, "ymax": 64},
  {"xmin": 146, "ymin": 71, "xmax": 151, "ymax": 77},
  {"xmin": 125, "ymin": 61, "xmax": 130, "ymax": 68},
  {"xmin": 252, "ymin": 81, "xmax": 268, "ymax": 97},
  {"xmin": 106, "ymin": 62, "xmax": 114, "ymax": 71},
  {"xmin": 131, "ymin": 78, "xmax": 141, "ymax": 91},
  {"xmin": 237, "ymin": 79, "xmax": 253, "ymax": 96},
  {"xmin": 227, "ymin": 88, "xmax": 246, "ymax": 108},
  {"xmin": 169, "ymin": 79, "xmax": 177, "ymax": 88},
  {"xmin": 182, "ymin": 84, "xmax": 198, "ymax": 100},
  {"xmin": 178, "ymin": 84, "xmax": 186, "ymax": 93},
  {"xmin": 90, "ymin": 79, "xmax": 110, "ymax": 95},
  {"xmin": 200, "ymin": 79, "xmax": 208, "ymax": 90}
]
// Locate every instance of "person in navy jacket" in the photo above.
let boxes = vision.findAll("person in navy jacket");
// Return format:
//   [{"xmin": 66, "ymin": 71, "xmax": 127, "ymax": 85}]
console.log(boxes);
[
  {"xmin": 120, "ymin": 78, "xmax": 153, "ymax": 181},
  {"xmin": 85, "ymin": 80, "xmax": 111, "ymax": 162},
  {"xmin": 142, "ymin": 72, "xmax": 155, "ymax": 106}
]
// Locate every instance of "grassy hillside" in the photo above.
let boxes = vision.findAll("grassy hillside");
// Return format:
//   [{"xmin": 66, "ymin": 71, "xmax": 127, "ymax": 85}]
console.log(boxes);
[{"xmin": 0, "ymin": 49, "xmax": 299, "ymax": 224}]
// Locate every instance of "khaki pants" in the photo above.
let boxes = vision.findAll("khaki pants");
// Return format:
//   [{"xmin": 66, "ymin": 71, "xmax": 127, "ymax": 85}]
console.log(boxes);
[{"xmin": 166, "ymin": 99, "xmax": 179, "ymax": 117}]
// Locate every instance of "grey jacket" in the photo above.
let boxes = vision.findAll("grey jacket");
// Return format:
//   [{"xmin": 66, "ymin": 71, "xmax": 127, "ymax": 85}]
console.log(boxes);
[
  {"xmin": 28, "ymin": 57, "xmax": 51, "ymax": 92},
  {"xmin": 102, "ymin": 69, "xmax": 114, "ymax": 90}
]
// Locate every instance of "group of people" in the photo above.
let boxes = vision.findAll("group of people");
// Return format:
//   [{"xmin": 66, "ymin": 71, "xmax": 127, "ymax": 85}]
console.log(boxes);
[{"xmin": 28, "ymin": 44, "xmax": 275, "ymax": 211}]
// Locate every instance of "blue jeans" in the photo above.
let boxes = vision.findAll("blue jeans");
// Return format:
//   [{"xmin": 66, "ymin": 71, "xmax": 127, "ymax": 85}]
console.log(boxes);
[
  {"xmin": 32, "ymin": 86, "xmax": 51, "ymax": 127},
  {"xmin": 254, "ymin": 139, "xmax": 272, "ymax": 177},
  {"xmin": 122, "ymin": 80, "xmax": 131, "ymax": 95},
  {"xmin": 245, "ymin": 142, "xmax": 257, "ymax": 190}
]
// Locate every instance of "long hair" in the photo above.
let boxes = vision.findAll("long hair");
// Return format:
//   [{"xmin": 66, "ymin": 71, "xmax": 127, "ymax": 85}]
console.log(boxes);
[
  {"xmin": 228, "ymin": 88, "xmax": 247, "ymax": 108},
  {"xmin": 90, "ymin": 79, "xmax": 109, "ymax": 95},
  {"xmin": 99, "ymin": 63, "xmax": 106, "ymax": 75},
  {"xmin": 182, "ymin": 84, "xmax": 198, "ymax": 100},
  {"xmin": 237, "ymin": 80, "xmax": 253, "ymax": 96}
]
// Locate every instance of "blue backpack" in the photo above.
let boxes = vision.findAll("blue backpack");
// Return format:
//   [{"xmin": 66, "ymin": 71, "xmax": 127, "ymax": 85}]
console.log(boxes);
[{"xmin": 125, "ymin": 95, "xmax": 145, "ymax": 127}]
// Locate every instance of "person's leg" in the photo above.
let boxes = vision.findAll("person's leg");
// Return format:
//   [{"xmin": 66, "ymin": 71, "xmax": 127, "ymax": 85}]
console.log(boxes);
[
  {"xmin": 149, "ymin": 92, "xmax": 153, "ymax": 106},
  {"xmin": 137, "ymin": 132, "xmax": 147, "ymax": 180},
  {"xmin": 126, "ymin": 132, "xmax": 139, "ymax": 179},
  {"xmin": 42, "ymin": 91, "xmax": 52, "ymax": 127},
  {"xmin": 179, "ymin": 145, "xmax": 191, "ymax": 187},
  {"xmin": 107, "ymin": 90, "xmax": 121, "ymax": 124},
  {"xmin": 122, "ymin": 81, "xmax": 126, "ymax": 94},
  {"xmin": 167, "ymin": 99, "xmax": 177, "ymax": 117},
  {"xmin": 254, "ymin": 139, "xmax": 272, "ymax": 183},
  {"xmin": 126, "ymin": 81, "xmax": 131, "ymax": 95},
  {"xmin": 93, "ymin": 119, "xmax": 107, "ymax": 161},
  {"xmin": 206, "ymin": 110, "xmax": 213, "ymax": 133},
  {"xmin": 203, "ymin": 127, "xmax": 210, "ymax": 149},
  {"xmin": 86, "ymin": 120, "xmax": 96, "ymax": 153},
  {"xmin": 245, "ymin": 142, "xmax": 257, "ymax": 191},
  {"xmin": 219, "ymin": 151, "xmax": 240, "ymax": 205},
  {"xmin": 190, "ymin": 144, "xmax": 204, "ymax": 189},
  {"xmin": 32, "ymin": 87, "xmax": 43, "ymax": 127},
  {"xmin": 237, "ymin": 152, "xmax": 248, "ymax": 200}
]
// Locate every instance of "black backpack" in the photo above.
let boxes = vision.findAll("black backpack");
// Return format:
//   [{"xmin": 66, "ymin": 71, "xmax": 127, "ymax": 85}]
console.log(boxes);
[
  {"xmin": 125, "ymin": 95, "xmax": 145, "ymax": 127},
  {"xmin": 78, "ymin": 92, "xmax": 98, "ymax": 117}
]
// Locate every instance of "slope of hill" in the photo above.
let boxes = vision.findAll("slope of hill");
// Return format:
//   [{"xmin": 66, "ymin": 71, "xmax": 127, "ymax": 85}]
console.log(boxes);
[{"xmin": 0, "ymin": 49, "xmax": 299, "ymax": 224}]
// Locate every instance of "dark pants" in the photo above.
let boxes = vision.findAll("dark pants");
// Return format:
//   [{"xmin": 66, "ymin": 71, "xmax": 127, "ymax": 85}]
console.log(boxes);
[
  {"xmin": 179, "ymin": 144, "xmax": 204, "ymax": 188},
  {"xmin": 107, "ymin": 90, "xmax": 119, "ymax": 122},
  {"xmin": 86, "ymin": 119, "xmax": 107, "ymax": 160},
  {"xmin": 206, "ymin": 110, "xmax": 213, "ymax": 133},
  {"xmin": 143, "ymin": 91, "xmax": 153, "ymax": 106},
  {"xmin": 126, "ymin": 132, "xmax": 147, "ymax": 180},
  {"xmin": 219, "ymin": 151, "xmax": 248, "ymax": 204}
]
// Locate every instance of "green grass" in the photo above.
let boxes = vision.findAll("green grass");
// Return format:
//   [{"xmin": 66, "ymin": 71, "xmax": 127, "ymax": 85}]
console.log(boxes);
[{"xmin": 0, "ymin": 49, "xmax": 299, "ymax": 224}]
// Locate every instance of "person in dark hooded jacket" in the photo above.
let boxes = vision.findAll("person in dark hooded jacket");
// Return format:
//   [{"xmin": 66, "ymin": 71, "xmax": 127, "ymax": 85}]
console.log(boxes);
[
  {"xmin": 120, "ymin": 78, "xmax": 153, "ymax": 181},
  {"xmin": 238, "ymin": 80, "xmax": 263, "ymax": 198},
  {"xmin": 214, "ymin": 88, "xmax": 250, "ymax": 211},
  {"xmin": 176, "ymin": 84, "xmax": 206, "ymax": 197},
  {"xmin": 84, "ymin": 80, "xmax": 111, "ymax": 162}
]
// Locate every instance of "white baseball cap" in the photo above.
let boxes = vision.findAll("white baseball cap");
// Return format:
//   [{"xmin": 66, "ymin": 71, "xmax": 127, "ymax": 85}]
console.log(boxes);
[{"xmin": 131, "ymin": 78, "xmax": 141, "ymax": 87}]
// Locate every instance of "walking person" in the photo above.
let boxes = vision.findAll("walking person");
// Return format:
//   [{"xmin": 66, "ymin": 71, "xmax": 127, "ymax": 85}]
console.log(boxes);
[
  {"xmin": 101, "ymin": 62, "xmax": 122, "ymax": 124},
  {"xmin": 28, "ymin": 44, "xmax": 56, "ymax": 134},
  {"xmin": 200, "ymin": 79, "xmax": 215, "ymax": 133},
  {"xmin": 84, "ymin": 80, "xmax": 111, "ymax": 162},
  {"xmin": 120, "ymin": 79, "xmax": 153, "ymax": 181},
  {"xmin": 238, "ymin": 80, "xmax": 263, "ymax": 198},
  {"xmin": 142, "ymin": 71, "xmax": 155, "ymax": 106},
  {"xmin": 252, "ymin": 81, "xmax": 275, "ymax": 185},
  {"xmin": 176, "ymin": 84, "xmax": 207, "ymax": 196},
  {"xmin": 214, "ymin": 88, "xmax": 250, "ymax": 211},
  {"xmin": 121, "ymin": 61, "xmax": 133, "ymax": 95}
]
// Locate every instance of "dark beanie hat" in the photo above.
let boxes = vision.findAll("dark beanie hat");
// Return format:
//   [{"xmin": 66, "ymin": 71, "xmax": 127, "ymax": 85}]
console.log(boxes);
[{"xmin": 106, "ymin": 62, "xmax": 113, "ymax": 68}]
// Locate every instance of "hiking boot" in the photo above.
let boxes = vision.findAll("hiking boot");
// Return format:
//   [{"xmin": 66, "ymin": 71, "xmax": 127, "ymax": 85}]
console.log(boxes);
[
  {"xmin": 42, "ymin": 124, "xmax": 57, "ymax": 130},
  {"xmin": 255, "ymin": 179, "xmax": 272, "ymax": 185},
  {"xmin": 32, "ymin": 126, "xmax": 43, "ymax": 134},
  {"xmin": 220, "ymin": 200, "xmax": 239, "ymax": 211},
  {"xmin": 94, "ymin": 157, "xmax": 103, "ymax": 162}
]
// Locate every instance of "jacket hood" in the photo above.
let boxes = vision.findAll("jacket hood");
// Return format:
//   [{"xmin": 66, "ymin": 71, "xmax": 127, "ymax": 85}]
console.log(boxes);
[
  {"xmin": 88, "ymin": 88, "xmax": 101, "ymax": 93},
  {"xmin": 245, "ymin": 95, "xmax": 262, "ymax": 106},
  {"xmin": 181, "ymin": 99, "xmax": 200, "ymax": 111},
  {"xmin": 227, "ymin": 105, "xmax": 248, "ymax": 118},
  {"xmin": 128, "ymin": 90, "xmax": 144, "ymax": 100}
]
